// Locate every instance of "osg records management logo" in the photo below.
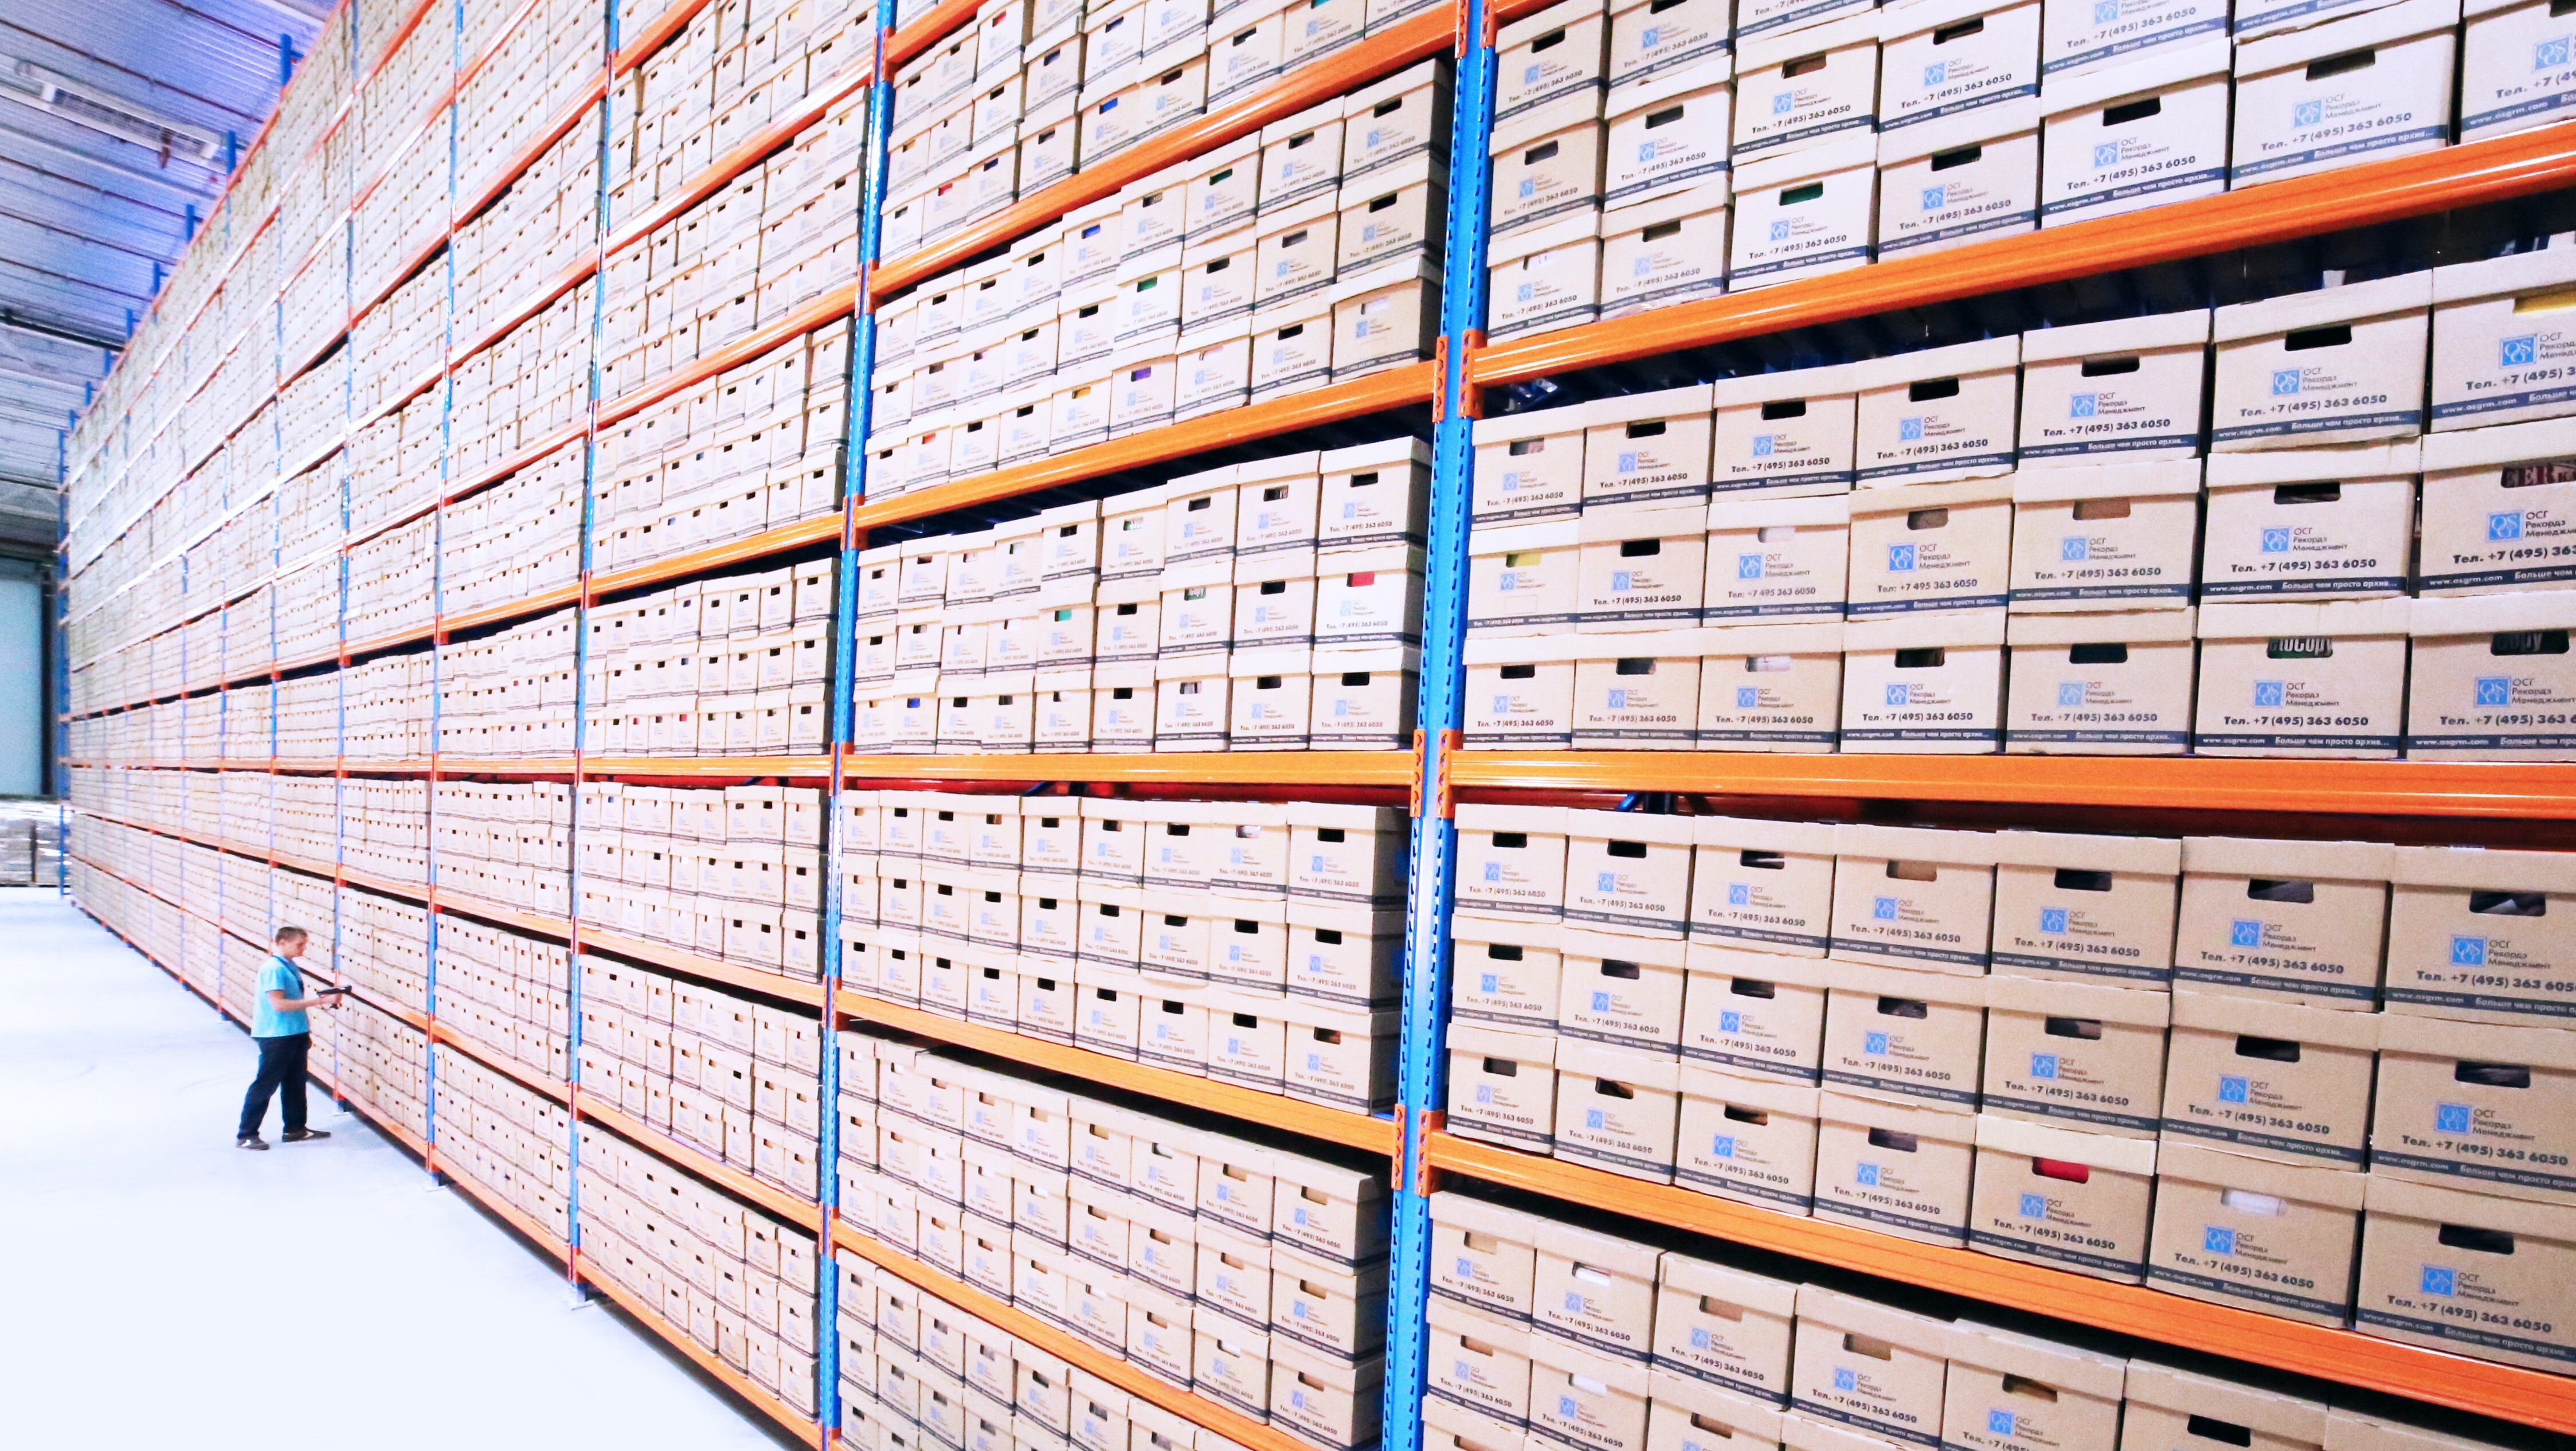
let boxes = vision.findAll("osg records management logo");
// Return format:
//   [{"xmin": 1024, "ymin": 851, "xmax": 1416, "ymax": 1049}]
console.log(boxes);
[
  {"xmin": 2092, "ymin": 142, "xmax": 2120, "ymax": 169},
  {"xmin": 2261, "ymin": 527, "xmax": 2292, "ymax": 553},
  {"xmin": 2478, "ymin": 676, "xmax": 2512, "ymax": 707},
  {"xmin": 2230, "ymin": 918, "xmax": 2263, "ymax": 948},
  {"xmin": 2254, "ymin": 680, "xmax": 2286, "ymax": 708},
  {"xmin": 1899, "ymin": 416, "xmax": 1927, "ymax": 441},
  {"xmin": 2069, "ymin": 392, "xmax": 2098, "ymax": 417},
  {"xmin": 2536, "ymin": 36, "xmax": 2570, "ymax": 68},
  {"xmin": 1924, "ymin": 61, "xmax": 1947, "ymax": 85},
  {"xmin": 2058, "ymin": 681, "xmax": 2085, "ymax": 707},
  {"xmin": 2061, "ymin": 536, "xmax": 2089, "ymax": 561},
  {"xmin": 1888, "ymin": 543, "xmax": 1918, "ymax": 572},
  {"xmin": 2272, "ymin": 369, "xmax": 2303, "ymax": 397},
  {"xmin": 2453, "ymin": 934, "xmax": 2488, "ymax": 967},
  {"xmin": 2040, "ymin": 906, "xmax": 2070, "ymax": 933},
  {"xmin": 2504, "ymin": 334, "xmax": 2540, "ymax": 367},
  {"xmin": 2293, "ymin": 99, "xmax": 2324, "ymax": 128},
  {"xmin": 2491, "ymin": 510, "xmax": 2526, "ymax": 542},
  {"xmin": 1921, "ymin": 185, "xmax": 1946, "ymax": 212},
  {"xmin": 1752, "ymin": 433, "xmax": 1777, "ymax": 456}
]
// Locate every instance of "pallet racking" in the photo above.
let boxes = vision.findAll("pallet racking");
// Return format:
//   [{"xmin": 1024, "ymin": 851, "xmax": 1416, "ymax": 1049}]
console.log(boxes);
[{"xmin": 52, "ymin": 0, "xmax": 2576, "ymax": 1445}]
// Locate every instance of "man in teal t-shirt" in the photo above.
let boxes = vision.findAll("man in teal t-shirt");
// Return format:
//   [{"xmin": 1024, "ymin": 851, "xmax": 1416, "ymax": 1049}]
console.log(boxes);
[{"xmin": 237, "ymin": 926, "xmax": 344, "ymax": 1149}]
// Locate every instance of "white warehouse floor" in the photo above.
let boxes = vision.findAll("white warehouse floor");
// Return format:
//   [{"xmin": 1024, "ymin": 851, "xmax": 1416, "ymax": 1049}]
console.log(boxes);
[{"xmin": 0, "ymin": 887, "xmax": 798, "ymax": 1448}]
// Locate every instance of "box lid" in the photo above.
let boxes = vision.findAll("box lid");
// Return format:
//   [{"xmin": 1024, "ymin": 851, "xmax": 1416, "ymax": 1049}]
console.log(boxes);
[
  {"xmin": 1880, "ymin": 0, "xmax": 2037, "ymax": 37},
  {"xmin": 1260, "ymin": 99, "xmax": 1345, "ymax": 145},
  {"xmin": 2181, "ymin": 834, "xmax": 2394, "ymax": 881},
  {"xmin": 1557, "ymin": 1034, "xmax": 1684, "ymax": 1088},
  {"xmin": 2156, "ymin": 1139, "xmax": 2367, "ymax": 1207},
  {"xmin": 1849, "ymin": 474, "xmax": 2017, "ymax": 510},
  {"xmin": 2123, "ymin": 1364, "xmax": 2327, "ymax": 1444},
  {"xmin": 2019, "ymin": 307, "xmax": 2213, "ymax": 362},
  {"xmin": 2009, "ymin": 457, "xmax": 2204, "ymax": 504},
  {"xmin": 1677, "ymin": 1060, "xmax": 1824, "ymax": 1114},
  {"xmin": 1686, "ymin": 940, "xmax": 1836, "ymax": 987},
  {"xmin": 1470, "ymin": 517, "xmax": 1583, "ymax": 552},
  {"xmin": 2237, "ymin": 0, "xmax": 2461, "ymax": 72},
  {"xmin": 1328, "ymin": 255, "xmax": 1443, "ymax": 304},
  {"xmin": 1694, "ymin": 813, "xmax": 1842, "ymax": 854},
  {"xmin": 1713, "ymin": 361, "xmax": 1865, "ymax": 405},
  {"xmin": 1944, "ymin": 1321, "xmax": 2131, "ymax": 1401},
  {"xmin": 2205, "ymin": 439, "xmax": 2421, "ymax": 487},
  {"xmin": 2411, "ymin": 586, "xmax": 2576, "ymax": 636},
  {"xmin": 2041, "ymin": 35, "xmax": 2229, "ymax": 114},
  {"xmin": 1735, "ymin": 127, "xmax": 1877, "ymax": 188},
  {"xmin": 2378, "ymin": 1007, "xmax": 2576, "ymax": 1067},
  {"xmin": 2006, "ymin": 607, "xmax": 2198, "ymax": 646},
  {"xmin": 1824, "ymin": 956, "xmax": 1993, "ymax": 1004},
  {"xmin": 2214, "ymin": 272, "xmax": 2436, "ymax": 343},
  {"xmin": 1502, "ymin": 0, "xmax": 1608, "ymax": 49},
  {"xmin": 1844, "ymin": 608, "xmax": 2009, "ymax": 650},
  {"xmin": 1473, "ymin": 404, "xmax": 1588, "ymax": 444},
  {"xmin": 1740, "ymin": 8, "xmax": 1881, "ymax": 67},
  {"xmin": 1973, "ymin": 1111, "xmax": 2157, "ymax": 1174},
  {"xmin": 1878, "ymin": 96, "xmax": 2040, "ymax": 165},
  {"xmin": 1490, "ymin": 208, "xmax": 1609, "ymax": 265},
  {"xmin": 2194, "ymin": 597, "xmax": 2411, "ymax": 640},
  {"xmin": 1608, "ymin": 55, "xmax": 1737, "ymax": 118},
  {"xmin": 1987, "ymin": 827, "xmax": 2181, "ymax": 874},
  {"xmin": 1582, "ymin": 383, "xmax": 1717, "ymax": 430},
  {"xmin": 2170, "ymin": 987, "xmax": 2383, "ymax": 1047},
  {"xmin": 1986, "ymin": 972, "xmax": 2172, "ymax": 1023},
  {"xmin": 1491, "ymin": 88, "xmax": 1608, "ymax": 154},
  {"xmin": 1851, "ymin": 335, "xmax": 2022, "ymax": 392},
  {"xmin": 2390, "ymin": 842, "xmax": 2576, "ymax": 893},
  {"xmin": 2421, "ymin": 413, "xmax": 2576, "ymax": 473},
  {"xmin": 2359, "ymin": 1173, "xmax": 2576, "ymax": 1240}
]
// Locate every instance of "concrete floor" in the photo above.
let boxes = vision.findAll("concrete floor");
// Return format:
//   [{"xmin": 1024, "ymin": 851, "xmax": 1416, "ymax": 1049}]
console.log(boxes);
[{"xmin": 0, "ymin": 887, "xmax": 801, "ymax": 1448}]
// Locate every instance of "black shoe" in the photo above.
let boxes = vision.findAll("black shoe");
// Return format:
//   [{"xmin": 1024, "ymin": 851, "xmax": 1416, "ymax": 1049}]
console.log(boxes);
[
  {"xmin": 281, "ymin": 1128, "xmax": 331, "ymax": 1143},
  {"xmin": 237, "ymin": 1136, "xmax": 269, "ymax": 1151}
]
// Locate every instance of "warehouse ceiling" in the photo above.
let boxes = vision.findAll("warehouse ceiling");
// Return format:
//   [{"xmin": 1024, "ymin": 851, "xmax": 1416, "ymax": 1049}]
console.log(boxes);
[{"xmin": 0, "ymin": 0, "xmax": 327, "ymax": 552}]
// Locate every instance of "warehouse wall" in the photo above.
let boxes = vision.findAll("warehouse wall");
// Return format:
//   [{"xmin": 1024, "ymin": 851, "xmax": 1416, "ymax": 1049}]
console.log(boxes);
[{"xmin": 0, "ymin": 562, "xmax": 43, "ymax": 797}]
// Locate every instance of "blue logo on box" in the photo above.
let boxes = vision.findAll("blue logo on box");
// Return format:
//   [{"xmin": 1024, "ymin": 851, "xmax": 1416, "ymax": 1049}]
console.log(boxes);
[
  {"xmin": 2455, "ymin": 935, "xmax": 2489, "ymax": 965},
  {"xmin": 1865, "ymin": 1031, "xmax": 1890, "ymax": 1054},
  {"xmin": 1484, "ymin": 862, "xmax": 1502, "ymax": 882},
  {"xmin": 1889, "ymin": 543, "xmax": 1918, "ymax": 572},
  {"xmin": 2031, "ymin": 1053, "xmax": 2058, "ymax": 1079},
  {"xmin": 2438, "ymin": 1102, "xmax": 2472, "ymax": 1133},
  {"xmin": 2272, "ymin": 369, "xmax": 2303, "ymax": 396},
  {"xmin": 1729, "ymin": 883, "xmax": 1751, "ymax": 906},
  {"xmin": 1494, "ymin": 694, "xmax": 1513, "ymax": 714},
  {"xmin": 2254, "ymin": 680, "xmax": 2286, "ymax": 708},
  {"xmin": 1886, "ymin": 682, "xmax": 1912, "ymax": 706},
  {"xmin": 2041, "ymin": 907, "xmax": 2069, "ymax": 933},
  {"xmin": 2294, "ymin": 99, "xmax": 2323, "ymax": 127},
  {"xmin": 2480, "ymin": 676, "xmax": 2514, "ymax": 707},
  {"xmin": 1900, "ymin": 416, "xmax": 1926, "ymax": 441},
  {"xmin": 2093, "ymin": 142, "xmax": 2120, "ymax": 168},
  {"xmin": 1774, "ymin": 92, "xmax": 1795, "ymax": 114},
  {"xmin": 2095, "ymin": 0, "xmax": 2120, "ymax": 18},
  {"xmin": 1520, "ymin": 178, "xmax": 1536, "ymax": 198},
  {"xmin": 1711, "ymin": 1134, "xmax": 1736, "ymax": 1158},
  {"xmin": 1991, "ymin": 1411, "xmax": 2018, "ymax": 1437},
  {"xmin": 1612, "ymin": 569, "xmax": 1634, "ymax": 592},
  {"xmin": 1854, "ymin": 1164, "xmax": 1880, "ymax": 1187},
  {"xmin": 1690, "ymin": 1328, "xmax": 1712, "ymax": 1350},
  {"xmin": 1619, "ymin": 451, "xmax": 1640, "ymax": 474},
  {"xmin": 1835, "ymin": 1367, "xmax": 1860, "ymax": 1390},
  {"xmin": 1753, "ymin": 434, "xmax": 1776, "ymax": 456},
  {"xmin": 2492, "ymin": 510, "xmax": 2527, "ymax": 541},
  {"xmin": 1721, "ymin": 1010, "xmax": 1744, "ymax": 1033},
  {"xmin": 2019, "ymin": 1193, "xmax": 2048, "ymax": 1218},
  {"xmin": 1921, "ymin": 185, "xmax": 1946, "ymax": 212},
  {"xmin": 2262, "ymin": 527, "xmax": 2292, "ymax": 553},
  {"xmin": 2205, "ymin": 1225, "xmax": 2237, "ymax": 1255},
  {"xmin": 1517, "ymin": 283, "xmax": 1534, "ymax": 303},
  {"xmin": 1770, "ymin": 220, "xmax": 1792, "ymax": 241},
  {"xmin": 2219, "ymin": 1074, "xmax": 2249, "ymax": 1102},
  {"xmin": 2539, "ymin": 36, "xmax": 2571, "ymax": 68},
  {"xmin": 1598, "ymin": 872, "xmax": 1619, "ymax": 893},
  {"xmin": 2423, "ymin": 1265, "xmax": 2458, "ymax": 1296},
  {"xmin": 2504, "ymin": 334, "xmax": 2540, "ymax": 366},
  {"xmin": 1642, "ymin": 24, "xmax": 1662, "ymax": 45},
  {"xmin": 1562, "ymin": 1397, "xmax": 1582, "ymax": 1419},
  {"xmin": 2058, "ymin": 682, "xmax": 2086, "ymax": 707},
  {"xmin": 1874, "ymin": 895, "xmax": 1899, "ymax": 921},
  {"xmin": 1475, "ymin": 1084, "xmax": 1493, "ymax": 1103},
  {"xmin": 1607, "ymin": 688, "xmax": 1628, "ymax": 710},
  {"xmin": 2070, "ymin": 393, "xmax": 2098, "ymax": 418},
  {"xmin": 1525, "ymin": 63, "xmax": 1543, "ymax": 83},
  {"xmin": 1737, "ymin": 686, "xmax": 1759, "ymax": 709},
  {"xmin": 1740, "ymin": 553, "xmax": 1766, "ymax": 580},
  {"xmin": 1481, "ymin": 973, "xmax": 1499, "ymax": 993},
  {"xmin": 2232, "ymin": 919, "xmax": 2262, "ymax": 947},
  {"xmin": 1585, "ymin": 1109, "xmax": 1606, "ymax": 1130},
  {"xmin": 1925, "ymin": 61, "xmax": 1947, "ymax": 85},
  {"xmin": 1592, "ymin": 991, "xmax": 1613, "ymax": 1012},
  {"xmin": 1639, "ymin": 141, "xmax": 1659, "ymax": 162},
  {"xmin": 2062, "ymin": 536, "xmax": 2089, "ymax": 561}
]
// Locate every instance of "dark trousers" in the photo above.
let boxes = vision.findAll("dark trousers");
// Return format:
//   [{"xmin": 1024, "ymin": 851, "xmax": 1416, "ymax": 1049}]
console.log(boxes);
[{"xmin": 239, "ymin": 1032, "xmax": 311, "ymax": 1138}]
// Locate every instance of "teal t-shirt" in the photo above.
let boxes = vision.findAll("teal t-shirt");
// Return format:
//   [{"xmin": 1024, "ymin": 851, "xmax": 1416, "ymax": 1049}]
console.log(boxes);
[{"xmin": 253, "ymin": 956, "xmax": 310, "ymax": 1038}]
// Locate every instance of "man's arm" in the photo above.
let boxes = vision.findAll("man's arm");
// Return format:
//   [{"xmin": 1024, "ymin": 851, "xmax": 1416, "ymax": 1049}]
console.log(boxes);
[{"xmin": 268, "ymin": 986, "xmax": 341, "ymax": 1013}]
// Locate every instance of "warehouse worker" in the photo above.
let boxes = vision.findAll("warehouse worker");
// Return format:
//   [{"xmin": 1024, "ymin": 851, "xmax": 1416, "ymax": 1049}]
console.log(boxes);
[{"xmin": 237, "ymin": 926, "xmax": 344, "ymax": 1150}]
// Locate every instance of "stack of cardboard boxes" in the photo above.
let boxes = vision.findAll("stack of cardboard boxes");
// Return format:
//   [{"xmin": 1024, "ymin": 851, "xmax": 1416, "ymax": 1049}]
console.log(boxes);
[
  {"xmin": 573, "ymin": 781, "xmax": 828, "ymax": 979},
  {"xmin": 324, "ymin": 991, "xmax": 433, "ymax": 1141},
  {"xmin": 576, "ymin": 1119, "xmax": 823, "ymax": 1412},
  {"xmin": 836, "ymin": 792, "xmax": 1406, "ymax": 1112},
  {"xmin": 438, "ymin": 441, "xmax": 587, "ymax": 616},
  {"xmin": 432, "ymin": 913, "xmax": 573, "ymax": 1082},
  {"xmin": 1470, "ymin": 247, "xmax": 2576, "ymax": 759},
  {"xmin": 836, "ymin": 1030, "xmax": 1391, "ymax": 1450},
  {"xmin": 436, "ymin": 609, "xmax": 582, "ymax": 760},
  {"xmin": 431, "ymin": 1043, "xmax": 577, "ymax": 1242},
  {"xmin": 338, "ymin": 887, "xmax": 431, "ymax": 1014},
  {"xmin": 454, "ymin": 0, "xmax": 608, "ymax": 205},
  {"xmin": 850, "ymin": 440, "xmax": 1427, "ymax": 754},
  {"xmin": 1445, "ymin": 807, "xmax": 2576, "ymax": 1370},
  {"xmin": 871, "ymin": 57, "xmax": 1450, "ymax": 478},
  {"xmin": 453, "ymin": 124, "xmax": 601, "ymax": 348},
  {"xmin": 1483, "ymin": 0, "xmax": 2576, "ymax": 322},
  {"xmin": 1423, "ymin": 1190, "xmax": 2508, "ymax": 1451},
  {"xmin": 576, "ymin": 953, "xmax": 827, "ymax": 1194},
  {"xmin": 448, "ymin": 283, "xmax": 601, "ymax": 476},
  {"xmin": 582, "ymin": 560, "xmax": 836, "ymax": 757},
  {"xmin": 590, "ymin": 323, "xmax": 852, "ymax": 570},
  {"xmin": 430, "ymin": 780, "xmax": 577, "ymax": 918},
  {"xmin": 607, "ymin": 0, "xmax": 868, "ymax": 222}
]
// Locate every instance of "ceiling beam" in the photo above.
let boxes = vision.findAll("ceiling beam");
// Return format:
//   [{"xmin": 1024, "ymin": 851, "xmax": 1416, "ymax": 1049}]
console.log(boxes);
[
  {"xmin": 0, "ymin": 206, "xmax": 178, "ymax": 266},
  {"xmin": 0, "ymin": 117, "xmax": 219, "ymax": 197}
]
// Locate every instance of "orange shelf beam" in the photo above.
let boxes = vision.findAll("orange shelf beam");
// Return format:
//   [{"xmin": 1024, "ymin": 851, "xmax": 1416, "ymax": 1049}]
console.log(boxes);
[
  {"xmin": 835, "ymin": 990, "xmax": 1397, "ymax": 1152},
  {"xmin": 579, "ymin": 926, "xmax": 831, "ymax": 1007},
  {"xmin": 1445, "ymin": 751, "xmax": 2576, "ymax": 820},
  {"xmin": 573, "ymin": 1266, "xmax": 823, "ymax": 1445},
  {"xmin": 882, "ymin": 0, "xmax": 981, "ymax": 75},
  {"xmin": 1471, "ymin": 124, "xmax": 2576, "ymax": 388},
  {"xmin": 828, "ymin": 1221, "xmax": 1318, "ymax": 1451},
  {"xmin": 1427, "ymin": 1131, "xmax": 2576, "ymax": 1434},
  {"xmin": 852, "ymin": 363, "xmax": 1439, "ymax": 535},
  {"xmin": 447, "ymin": 254, "xmax": 602, "ymax": 369},
  {"xmin": 434, "ymin": 888, "xmax": 576, "ymax": 940},
  {"xmin": 438, "ymin": 582, "xmax": 584, "ymax": 635},
  {"xmin": 453, "ymin": 73, "xmax": 609, "ymax": 226},
  {"xmin": 872, "ymin": 9, "xmax": 1454, "ymax": 297},
  {"xmin": 597, "ymin": 285, "xmax": 858, "ymax": 430},
  {"xmin": 587, "ymin": 514, "xmax": 846, "ymax": 600},
  {"xmin": 578, "ymin": 1096, "xmax": 821, "ymax": 1230},
  {"xmin": 615, "ymin": 0, "xmax": 717, "ymax": 74},
  {"xmin": 835, "ymin": 750, "xmax": 1414, "ymax": 788}
]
